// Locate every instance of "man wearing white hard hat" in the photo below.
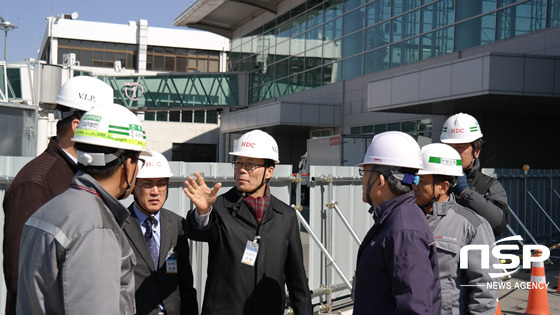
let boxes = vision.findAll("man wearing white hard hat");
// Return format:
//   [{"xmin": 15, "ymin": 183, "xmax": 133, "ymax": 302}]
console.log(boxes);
[
  {"xmin": 440, "ymin": 113, "xmax": 508, "ymax": 236},
  {"xmin": 413, "ymin": 143, "xmax": 498, "ymax": 314},
  {"xmin": 183, "ymin": 129, "xmax": 312, "ymax": 315},
  {"xmin": 2, "ymin": 76, "xmax": 113, "ymax": 315},
  {"xmin": 353, "ymin": 131, "xmax": 441, "ymax": 314},
  {"xmin": 123, "ymin": 150, "xmax": 198, "ymax": 315},
  {"xmin": 17, "ymin": 104, "xmax": 147, "ymax": 314}
]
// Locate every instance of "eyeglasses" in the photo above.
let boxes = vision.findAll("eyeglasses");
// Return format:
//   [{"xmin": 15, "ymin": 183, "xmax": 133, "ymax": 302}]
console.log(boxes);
[
  {"xmin": 232, "ymin": 161, "xmax": 265, "ymax": 172},
  {"xmin": 136, "ymin": 181, "xmax": 168, "ymax": 190},
  {"xmin": 358, "ymin": 168, "xmax": 376, "ymax": 177}
]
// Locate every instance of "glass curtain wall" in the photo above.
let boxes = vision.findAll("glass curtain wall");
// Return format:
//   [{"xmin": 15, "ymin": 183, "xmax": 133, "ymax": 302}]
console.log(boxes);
[{"xmin": 229, "ymin": 0, "xmax": 556, "ymax": 104}]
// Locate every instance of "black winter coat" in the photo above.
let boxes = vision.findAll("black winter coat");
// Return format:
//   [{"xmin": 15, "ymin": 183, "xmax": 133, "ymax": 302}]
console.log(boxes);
[{"xmin": 186, "ymin": 187, "xmax": 312, "ymax": 315}]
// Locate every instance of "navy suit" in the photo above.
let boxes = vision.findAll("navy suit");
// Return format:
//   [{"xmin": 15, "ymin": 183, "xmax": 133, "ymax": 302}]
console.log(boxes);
[{"xmin": 124, "ymin": 204, "xmax": 198, "ymax": 315}]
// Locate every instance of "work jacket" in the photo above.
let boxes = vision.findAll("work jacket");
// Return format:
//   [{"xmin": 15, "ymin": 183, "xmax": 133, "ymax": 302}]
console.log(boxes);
[
  {"xmin": 3, "ymin": 139, "xmax": 78, "ymax": 315},
  {"xmin": 429, "ymin": 194, "xmax": 498, "ymax": 314},
  {"xmin": 16, "ymin": 171, "xmax": 136, "ymax": 314},
  {"xmin": 185, "ymin": 187, "xmax": 312, "ymax": 315},
  {"xmin": 459, "ymin": 159, "xmax": 509, "ymax": 236},
  {"xmin": 353, "ymin": 191, "xmax": 441, "ymax": 314}
]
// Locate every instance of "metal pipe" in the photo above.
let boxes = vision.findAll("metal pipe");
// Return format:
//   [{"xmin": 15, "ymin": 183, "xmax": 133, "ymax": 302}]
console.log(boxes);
[
  {"xmin": 508, "ymin": 206, "xmax": 539, "ymax": 245},
  {"xmin": 553, "ymin": 188, "xmax": 560, "ymax": 200},
  {"xmin": 331, "ymin": 201, "xmax": 361, "ymax": 245},
  {"xmin": 506, "ymin": 224, "xmax": 525, "ymax": 247},
  {"xmin": 527, "ymin": 191, "xmax": 560, "ymax": 233},
  {"xmin": 169, "ymin": 175, "xmax": 294, "ymax": 183},
  {"xmin": 293, "ymin": 206, "xmax": 353, "ymax": 292},
  {"xmin": 313, "ymin": 175, "xmax": 362, "ymax": 183}
]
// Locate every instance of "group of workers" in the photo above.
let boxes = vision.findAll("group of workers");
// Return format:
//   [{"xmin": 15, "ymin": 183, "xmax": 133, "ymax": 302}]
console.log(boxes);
[{"xmin": 1, "ymin": 75, "xmax": 508, "ymax": 315}]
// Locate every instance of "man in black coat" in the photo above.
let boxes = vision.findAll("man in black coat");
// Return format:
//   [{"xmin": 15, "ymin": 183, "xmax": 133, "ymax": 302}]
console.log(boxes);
[
  {"xmin": 123, "ymin": 150, "xmax": 198, "ymax": 315},
  {"xmin": 183, "ymin": 130, "xmax": 312, "ymax": 315},
  {"xmin": 440, "ymin": 112, "xmax": 509, "ymax": 237}
]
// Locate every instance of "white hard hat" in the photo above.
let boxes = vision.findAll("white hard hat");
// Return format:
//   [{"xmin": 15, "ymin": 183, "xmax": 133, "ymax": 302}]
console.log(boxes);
[
  {"xmin": 440, "ymin": 113, "xmax": 483, "ymax": 144},
  {"xmin": 137, "ymin": 150, "xmax": 173, "ymax": 178},
  {"xmin": 55, "ymin": 76, "xmax": 114, "ymax": 111},
  {"xmin": 417, "ymin": 143, "xmax": 463, "ymax": 176},
  {"xmin": 357, "ymin": 131, "xmax": 423, "ymax": 169},
  {"xmin": 72, "ymin": 104, "xmax": 148, "ymax": 164},
  {"xmin": 229, "ymin": 130, "xmax": 279, "ymax": 163}
]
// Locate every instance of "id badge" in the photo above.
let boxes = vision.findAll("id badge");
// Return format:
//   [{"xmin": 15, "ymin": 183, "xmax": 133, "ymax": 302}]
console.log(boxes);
[
  {"xmin": 166, "ymin": 248, "xmax": 178, "ymax": 274},
  {"xmin": 241, "ymin": 238, "xmax": 260, "ymax": 266}
]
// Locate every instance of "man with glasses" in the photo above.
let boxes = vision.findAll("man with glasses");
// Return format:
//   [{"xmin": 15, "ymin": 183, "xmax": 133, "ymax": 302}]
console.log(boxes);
[
  {"xmin": 353, "ymin": 131, "xmax": 441, "ymax": 314},
  {"xmin": 17, "ymin": 104, "xmax": 148, "ymax": 314},
  {"xmin": 123, "ymin": 150, "xmax": 198, "ymax": 315},
  {"xmin": 183, "ymin": 130, "xmax": 312, "ymax": 315}
]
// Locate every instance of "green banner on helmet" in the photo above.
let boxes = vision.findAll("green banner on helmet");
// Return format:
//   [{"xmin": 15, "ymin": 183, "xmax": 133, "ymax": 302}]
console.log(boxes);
[
  {"xmin": 428, "ymin": 156, "xmax": 462, "ymax": 166},
  {"xmin": 75, "ymin": 129, "xmax": 146, "ymax": 148}
]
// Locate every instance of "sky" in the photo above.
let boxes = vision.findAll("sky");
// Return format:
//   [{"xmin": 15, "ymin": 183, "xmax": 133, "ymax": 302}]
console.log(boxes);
[{"xmin": 1, "ymin": 0, "xmax": 193, "ymax": 63}]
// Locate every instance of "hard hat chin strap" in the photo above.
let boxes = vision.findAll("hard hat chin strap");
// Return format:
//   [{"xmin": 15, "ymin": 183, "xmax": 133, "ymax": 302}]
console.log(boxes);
[
  {"xmin": 420, "ymin": 180, "xmax": 440, "ymax": 211},
  {"xmin": 118, "ymin": 155, "xmax": 137, "ymax": 200},
  {"xmin": 365, "ymin": 171, "xmax": 381, "ymax": 206},
  {"xmin": 245, "ymin": 170, "xmax": 268, "ymax": 196}
]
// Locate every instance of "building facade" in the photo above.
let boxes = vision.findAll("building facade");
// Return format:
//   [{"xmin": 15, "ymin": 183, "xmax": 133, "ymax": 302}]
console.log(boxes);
[
  {"xmin": 175, "ymin": 0, "xmax": 560, "ymax": 169},
  {"xmin": 1, "ymin": 16, "xmax": 234, "ymax": 161}
]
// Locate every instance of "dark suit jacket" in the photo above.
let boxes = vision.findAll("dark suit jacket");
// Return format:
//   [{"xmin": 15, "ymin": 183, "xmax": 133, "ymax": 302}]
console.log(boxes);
[{"xmin": 124, "ymin": 204, "xmax": 198, "ymax": 315}]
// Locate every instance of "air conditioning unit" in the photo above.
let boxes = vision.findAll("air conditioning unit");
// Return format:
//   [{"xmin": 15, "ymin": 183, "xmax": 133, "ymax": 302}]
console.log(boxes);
[
  {"xmin": 62, "ymin": 53, "xmax": 76, "ymax": 67},
  {"xmin": 114, "ymin": 60, "xmax": 122, "ymax": 72}
]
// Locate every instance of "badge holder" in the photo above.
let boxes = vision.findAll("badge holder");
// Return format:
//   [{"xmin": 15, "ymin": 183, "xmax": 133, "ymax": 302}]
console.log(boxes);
[
  {"xmin": 241, "ymin": 236, "xmax": 261, "ymax": 266},
  {"xmin": 166, "ymin": 247, "xmax": 178, "ymax": 274}
]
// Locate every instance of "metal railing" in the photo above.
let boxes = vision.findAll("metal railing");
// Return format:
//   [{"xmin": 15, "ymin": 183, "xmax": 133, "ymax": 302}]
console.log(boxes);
[{"xmin": 2, "ymin": 158, "xmax": 560, "ymax": 314}]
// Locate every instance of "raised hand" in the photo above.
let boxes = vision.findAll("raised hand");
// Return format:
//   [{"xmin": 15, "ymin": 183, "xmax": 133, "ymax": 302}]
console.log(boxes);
[{"xmin": 183, "ymin": 171, "xmax": 222, "ymax": 215}]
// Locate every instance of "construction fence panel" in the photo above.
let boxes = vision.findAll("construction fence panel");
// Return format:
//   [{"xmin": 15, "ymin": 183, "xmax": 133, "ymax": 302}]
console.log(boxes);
[
  {"xmin": 306, "ymin": 165, "xmax": 371, "ymax": 307},
  {"xmin": 496, "ymin": 168, "xmax": 560, "ymax": 244},
  {"xmin": 2, "ymin": 155, "xmax": 560, "ymax": 314}
]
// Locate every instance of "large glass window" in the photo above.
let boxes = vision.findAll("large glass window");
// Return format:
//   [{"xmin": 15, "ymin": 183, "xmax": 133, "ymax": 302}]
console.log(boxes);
[
  {"xmin": 366, "ymin": 0, "xmax": 391, "ymax": 26},
  {"xmin": 390, "ymin": 37, "xmax": 419, "ymax": 67},
  {"xmin": 323, "ymin": 16, "xmax": 343, "ymax": 41},
  {"xmin": 421, "ymin": 0, "xmax": 454, "ymax": 33},
  {"xmin": 392, "ymin": 0, "xmax": 421, "ymax": 15},
  {"xmin": 365, "ymin": 22, "xmax": 390, "ymax": 51},
  {"xmin": 420, "ymin": 26, "xmax": 454, "ymax": 60},
  {"xmin": 342, "ymin": 31, "xmax": 364, "ymax": 58},
  {"xmin": 341, "ymin": 54, "xmax": 363, "ymax": 80},
  {"xmin": 344, "ymin": 7, "xmax": 366, "ymax": 35},
  {"xmin": 392, "ymin": 9, "xmax": 420, "ymax": 42},
  {"xmin": 364, "ymin": 46, "xmax": 389, "ymax": 74},
  {"xmin": 551, "ymin": 0, "xmax": 560, "ymax": 26},
  {"xmin": 147, "ymin": 46, "xmax": 220, "ymax": 72},
  {"xmin": 57, "ymin": 39, "xmax": 136, "ymax": 69},
  {"xmin": 231, "ymin": 0, "xmax": 560, "ymax": 104},
  {"xmin": 456, "ymin": 0, "xmax": 496, "ymax": 22},
  {"xmin": 455, "ymin": 13, "xmax": 496, "ymax": 50},
  {"xmin": 497, "ymin": 0, "xmax": 546, "ymax": 40}
]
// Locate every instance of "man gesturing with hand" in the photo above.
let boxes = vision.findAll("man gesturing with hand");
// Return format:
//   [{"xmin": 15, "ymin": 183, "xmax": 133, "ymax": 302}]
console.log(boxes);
[{"xmin": 183, "ymin": 130, "xmax": 312, "ymax": 315}]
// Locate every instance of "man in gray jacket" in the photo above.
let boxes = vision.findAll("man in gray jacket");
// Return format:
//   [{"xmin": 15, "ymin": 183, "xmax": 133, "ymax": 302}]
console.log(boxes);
[
  {"xmin": 16, "ymin": 104, "xmax": 149, "ymax": 314},
  {"xmin": 413, "ymin": 143, "xmax": 499, "ymax": 314}
]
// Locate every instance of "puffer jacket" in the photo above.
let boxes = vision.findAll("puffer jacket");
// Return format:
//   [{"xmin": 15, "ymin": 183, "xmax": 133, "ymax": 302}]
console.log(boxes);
[{"xmin": 458, "ymin": 159, "xmax": 509, "ymax": 236}]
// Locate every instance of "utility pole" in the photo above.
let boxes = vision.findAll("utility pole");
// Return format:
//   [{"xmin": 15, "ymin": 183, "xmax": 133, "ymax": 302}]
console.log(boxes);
[{"xmin": 0, "ymin": 17, "xmax": 18, "ymax": 61}]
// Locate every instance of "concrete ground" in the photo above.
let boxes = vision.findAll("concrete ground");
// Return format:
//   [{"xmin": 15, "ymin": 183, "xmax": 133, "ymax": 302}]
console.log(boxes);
[{"xmin": 498, "ymin": 256, "xmax": 560, "ymax": 314}]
